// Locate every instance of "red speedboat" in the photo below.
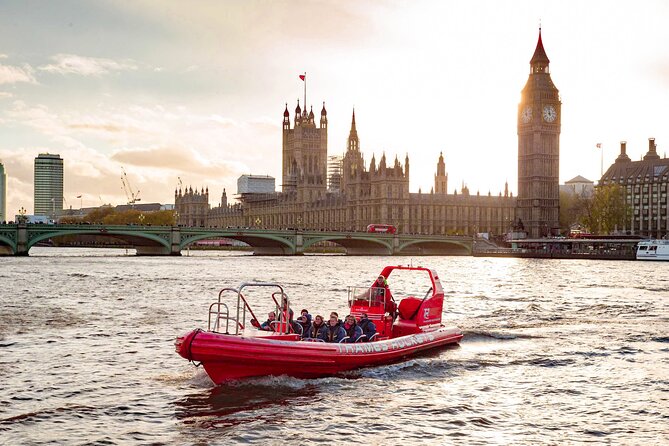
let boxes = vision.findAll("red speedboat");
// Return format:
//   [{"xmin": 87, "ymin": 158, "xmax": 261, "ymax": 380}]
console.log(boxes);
[{"xmin": 175, "ymin": 266, "xmax": 462, "ymax": 383}]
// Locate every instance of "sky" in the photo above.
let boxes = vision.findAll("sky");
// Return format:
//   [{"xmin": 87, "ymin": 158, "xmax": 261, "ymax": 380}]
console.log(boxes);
[{"xmin": 0, "ymin": 0, "xmax": 668, "ymax": 217}]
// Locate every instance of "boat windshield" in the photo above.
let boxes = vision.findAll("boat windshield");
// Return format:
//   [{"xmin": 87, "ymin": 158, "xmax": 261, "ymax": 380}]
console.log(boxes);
[{"xmin": 348, "ymin": 286, "xmax": 386, "ymax": 308}]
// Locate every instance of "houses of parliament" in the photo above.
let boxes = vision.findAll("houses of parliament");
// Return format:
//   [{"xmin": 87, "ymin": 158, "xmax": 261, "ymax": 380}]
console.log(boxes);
[{"xmin": 176, "ymin": 31, "xmax": 560, "ymax": 239}]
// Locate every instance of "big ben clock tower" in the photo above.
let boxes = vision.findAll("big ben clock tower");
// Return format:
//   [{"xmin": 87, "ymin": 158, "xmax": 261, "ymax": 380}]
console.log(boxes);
[{"xmin": 517, "ymin": 29, "xmax": 561, "ymax": 238}]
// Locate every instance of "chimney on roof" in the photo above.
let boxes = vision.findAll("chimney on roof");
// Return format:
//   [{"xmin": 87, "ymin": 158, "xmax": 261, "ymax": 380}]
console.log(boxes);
[
  {"xmin": 616, "ymin": 141, "xmax": 631, "ymax": 163},
  {"xmin": 644, "ymin": 137, "xmax": 660, "ymax": 161}
]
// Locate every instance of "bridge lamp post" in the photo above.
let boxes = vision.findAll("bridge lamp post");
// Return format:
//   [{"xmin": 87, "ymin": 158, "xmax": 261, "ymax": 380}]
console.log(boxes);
[
  {"xmin": 255, "ymin": 217, "xmax": 261, "ymax": 228},
  {"xmin": 18, "ymin": 207, "xmax": 27, "ymax": 224},
  {"xmin": 139, "ymin": 213, "xmax": 145, "ymax": 226}
]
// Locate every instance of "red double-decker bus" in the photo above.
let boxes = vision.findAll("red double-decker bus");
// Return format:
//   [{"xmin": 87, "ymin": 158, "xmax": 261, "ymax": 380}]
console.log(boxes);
[{"xmin": 366, "ymin": 224, "xmax": 397, "ymax": 234}]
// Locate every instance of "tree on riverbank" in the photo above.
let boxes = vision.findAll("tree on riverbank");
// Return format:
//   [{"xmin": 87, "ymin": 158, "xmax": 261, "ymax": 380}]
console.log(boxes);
[
  {"xmin": 60, "ymin": 208, "xmax": 176, "ymax": 226},
  {"xmin": 582, "ymin": 184, "xmax": 631, "ymax": 234}
]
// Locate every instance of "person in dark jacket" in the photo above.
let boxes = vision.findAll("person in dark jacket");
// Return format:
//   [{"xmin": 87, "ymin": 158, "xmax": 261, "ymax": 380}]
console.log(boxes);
[
  {"xmin": 300, "ymin": 309, "xmax": 312, "ymax": 325},
  {"xmin": 260, "ymin": 311, "xmax": 277, "ymax": 331},
  {"xmin": 329, "ymin": 311, "xmax": 343, "ymax": 327},
  {"xmin": 343, "ymin": 314, "xmax": 363, "ymax": 343},
  {"xmin": 296, "ymin": 315, "xmax": 312, "ymax": 339},
  {"xmin": 358, "ymin": 313, "xmax": 377, "ymax": 341},
  {"xmin": 319, "ymin": 315, "xmax": 346, "ymax": 343},
  {"xmin": 310, "ymin": 314, "xmax": 326, "ymax": 338}
]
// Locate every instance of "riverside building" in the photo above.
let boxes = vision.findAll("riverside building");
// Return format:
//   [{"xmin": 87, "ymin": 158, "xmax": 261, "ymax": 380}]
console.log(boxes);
[
  {"xmin": 34, "ymin": 153, "xmax": 64, "ymax": 218},
  {"xmin": 176, "ymin": 31, "xmax": 561, "ymax": 237},
  {"xmin": 600, "ymin": 139, "xmax": 669, "ymax": 238}
]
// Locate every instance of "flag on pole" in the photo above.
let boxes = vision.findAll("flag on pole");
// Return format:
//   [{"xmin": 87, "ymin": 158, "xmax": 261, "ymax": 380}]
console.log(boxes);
[
  {"xmin": 596, "ymin": 143, "xmax": 602, "ymax": 149},
  {"xmin": 299, "ymin": 74, "xmax": 305, "ymax": 81}
]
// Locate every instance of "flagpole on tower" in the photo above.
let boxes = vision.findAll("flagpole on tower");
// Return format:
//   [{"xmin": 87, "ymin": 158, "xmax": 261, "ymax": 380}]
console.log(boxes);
[{"xmin": 303, "ymin": 72, "xmax": 307, "ymax": 114}]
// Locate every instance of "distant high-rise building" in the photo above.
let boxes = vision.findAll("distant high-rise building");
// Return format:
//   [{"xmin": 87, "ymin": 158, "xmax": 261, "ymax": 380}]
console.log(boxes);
[
  {"xmin": 34, "ymin": 153, "xmax": 64, "ymax": 217},
  {"xmin": 0, "ymin": 161, "xmax": 6, "ymax": 222}
]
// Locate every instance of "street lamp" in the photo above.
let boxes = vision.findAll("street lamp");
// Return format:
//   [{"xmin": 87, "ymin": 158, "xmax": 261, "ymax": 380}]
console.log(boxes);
[
  {"xmin": 18, "ymin": 207, "xmax": 27, "ymax": 224},
  {"xmin": 139, "ymin": 213, "xmax": 145, "ymax": 225}
]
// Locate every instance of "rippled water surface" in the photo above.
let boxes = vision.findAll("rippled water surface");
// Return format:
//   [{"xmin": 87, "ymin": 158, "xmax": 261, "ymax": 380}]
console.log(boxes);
[{"xmin": 1, "ymin": 248, "xmax": 668, "ymax": 445}]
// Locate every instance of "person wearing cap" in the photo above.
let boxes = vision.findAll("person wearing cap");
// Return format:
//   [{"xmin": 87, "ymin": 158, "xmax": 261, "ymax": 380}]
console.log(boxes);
[
  {"xmin": 296, "ymin": 315, "xmax": 312, "ymax": 339},
  {"xmin": 300, "ymin": 309, "xmax": 312, "ymax": 325}
]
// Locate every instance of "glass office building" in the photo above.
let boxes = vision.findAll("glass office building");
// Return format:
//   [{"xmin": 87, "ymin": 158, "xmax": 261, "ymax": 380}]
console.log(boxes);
[{"xmin": 34, "ymin": 153, "xmax": 63, "ymax": 217}]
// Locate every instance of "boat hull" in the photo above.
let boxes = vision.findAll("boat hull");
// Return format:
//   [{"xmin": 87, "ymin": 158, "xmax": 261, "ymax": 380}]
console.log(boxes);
[{"xmin": 176, "ymin": 326, "xmax": 462, "ymax": 383}]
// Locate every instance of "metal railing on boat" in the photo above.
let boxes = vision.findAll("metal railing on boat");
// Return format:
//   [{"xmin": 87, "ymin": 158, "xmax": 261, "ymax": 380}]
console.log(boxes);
[{"xmin": 208, "ymin": 282, "xmax": 292, "ymax": 335}]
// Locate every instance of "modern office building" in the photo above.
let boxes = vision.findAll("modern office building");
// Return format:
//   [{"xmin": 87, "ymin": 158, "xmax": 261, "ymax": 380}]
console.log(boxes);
[
  {"xmin": 0, "ymin": 161, "xmax": 6, "ymax": 222},
  {"xmin": 237, "ymin": 175, "xmax": 275, "ymax": 194},
  {"xmin": 34, "ymin": 153, "xmax": 64, "ymax": 217}
]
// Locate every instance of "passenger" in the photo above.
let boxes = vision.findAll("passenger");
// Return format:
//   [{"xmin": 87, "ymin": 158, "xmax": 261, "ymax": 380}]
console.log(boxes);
[
  {"xmin": 343, "ymin": 314, "xmax": 363, "ymax": 343},
  {"xmin": 260, "ymin": 311, "xmax": 277, "ymax": 331},
  {"xmin": 296, "ymin": 315, "xmax": 312, "ymax": 339},
  {"xmin": 358, "ymin": 313, "xmax": 377, "ymax": 341},
  {"xmin": 329, "ymin": 311, "xmax": 343, "ymax": 327},
  {"xmin": 319, "ymin": 315, "xmax": 346, "ymax": 343},
  {"xmin": 310, "ymin": 314, "xmax": 326, "ymax": 338},
  {"xmin": 300, "ymin": 308, "xmax": 312, "ymax": 325}
]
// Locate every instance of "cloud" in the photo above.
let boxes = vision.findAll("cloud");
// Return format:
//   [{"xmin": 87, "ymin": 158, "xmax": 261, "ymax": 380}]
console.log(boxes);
[
  {"xmin": 110, "ymin": 145, "xmax": 237, "ymax": 177},
  {"xmin": 0, "ymin": 91, "xmax": 13, "ymax": 99},
  {"xmin": 39, "ymin": 54, "xmax": 138, "ymax": 76},
  {"xmin": 0, "ymin": 63, "xmax": 36, "ymax": 85}
]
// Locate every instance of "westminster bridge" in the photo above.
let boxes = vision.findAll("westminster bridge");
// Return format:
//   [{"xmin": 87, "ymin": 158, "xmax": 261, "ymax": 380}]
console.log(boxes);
[{"xmin": 0, "ymin": 224, "xmax": 473, "ymax": 256}]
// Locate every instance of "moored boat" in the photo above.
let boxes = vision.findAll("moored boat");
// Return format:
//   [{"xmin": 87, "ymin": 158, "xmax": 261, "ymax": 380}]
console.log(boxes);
[
  {"xmin": 636, "ymin": 239, "xmax": 669, "ymax": 261},
  {"xmin": 175, "ymin": 266, "xmax": 463, "ymax": 383}
]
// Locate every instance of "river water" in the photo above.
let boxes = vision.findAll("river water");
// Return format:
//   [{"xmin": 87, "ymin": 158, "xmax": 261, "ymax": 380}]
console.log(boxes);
[{"xmin": 0, "ymin": 248, "xmax": 667, "ymax": 445}]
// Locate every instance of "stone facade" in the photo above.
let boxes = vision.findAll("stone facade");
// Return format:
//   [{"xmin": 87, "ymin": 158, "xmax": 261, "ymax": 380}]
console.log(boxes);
[
  {"xmin": 600, "ymin": 139, "xmax": 669, "ymax": 238},
  {"xmin": 517, "ymin": 30, "xmax": 561, "ymax": 238},
  {"xmin": 177, "ymin": 108, "xmax": 515, "ymax": 235}
]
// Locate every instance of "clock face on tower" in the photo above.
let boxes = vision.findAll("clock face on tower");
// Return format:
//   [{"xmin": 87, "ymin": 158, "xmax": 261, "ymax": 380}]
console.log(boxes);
[
  {"xmin": 521, "ymin": 106, "xmax": 532, "ymax": 123},
  {"xmin": 543, "ymin": 105, "xmax": 557, "ymax": 122}
]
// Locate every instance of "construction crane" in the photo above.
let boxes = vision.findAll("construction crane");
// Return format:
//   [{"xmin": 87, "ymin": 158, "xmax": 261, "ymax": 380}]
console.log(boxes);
[{"xmin": 121, "ymin": 167, "xmax": 141, "ymax": 207}]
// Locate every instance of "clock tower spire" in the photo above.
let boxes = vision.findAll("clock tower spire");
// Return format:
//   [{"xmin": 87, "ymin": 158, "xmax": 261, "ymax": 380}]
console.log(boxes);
[{"xmin": 517, "ymin": 28, "xmax": 561, "ymax": 238}]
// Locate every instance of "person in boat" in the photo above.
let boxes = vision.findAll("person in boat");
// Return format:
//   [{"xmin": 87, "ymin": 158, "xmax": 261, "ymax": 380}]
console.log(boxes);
[
  {"xmin": 358, "ymin": 313, "xmax": 377, "ymax": 341},
  {"xmin": 300, "ymin": 308, "xmax": 312, "ymax": 325},
  {"xmin": 372, "ymin": 275, "xmax": 388, "ymax": 305},
  {"xmin": 319, "ymin": 315, "xmax": 346, "ymax": 343},
  {"xmin": 371, "ymin": 275, "xmax": 397, "ymax": 318},
  {"xmin": 342, "ymin": 314, "xmax": 363, "ymax": 343},
  {"xmin": 260, "ymin": 311, "xmax": 277, "ymax": 331},
  {"xmin": 329, "ymin": 311, "xmax": 343, "ymax": 327},
  {"xmin": 296, "ymin": 315, "xmax": 312, "ymax": 339},
  {"xmin": 310, "ymin": 314, "xmax": 326, "ymax": 338}
]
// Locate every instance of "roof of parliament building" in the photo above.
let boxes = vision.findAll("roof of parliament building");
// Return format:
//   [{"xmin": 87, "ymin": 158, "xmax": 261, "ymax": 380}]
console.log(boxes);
[{"xmin": 601, "ymin": 139, "xmax": 669, "ymax": 184}]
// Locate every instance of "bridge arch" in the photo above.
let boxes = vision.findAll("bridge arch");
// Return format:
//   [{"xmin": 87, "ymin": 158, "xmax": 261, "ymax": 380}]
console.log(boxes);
[
  {"xmin": 26, "ymin": 228, "xmax": 171, "ymax": 254},
  {"xmin": 0, "ymin": 234, "xmax": 16, "ymax": 254},
  {"xmin": 180, "ymin": 232, "xmax": 295, "ymax": 255},
  {"xmin": 302, "ymin": 235, "xmax": 393, "ymax": 255},
  {"xmin": 397, "ymin": 239, "xmax": 471, "ymax": 256}
]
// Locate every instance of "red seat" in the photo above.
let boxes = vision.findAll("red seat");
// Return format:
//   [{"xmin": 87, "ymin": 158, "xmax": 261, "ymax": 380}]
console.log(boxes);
[{"xmin": 397, "ymin": 297, "xmax": 421, "ymax": 320}]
